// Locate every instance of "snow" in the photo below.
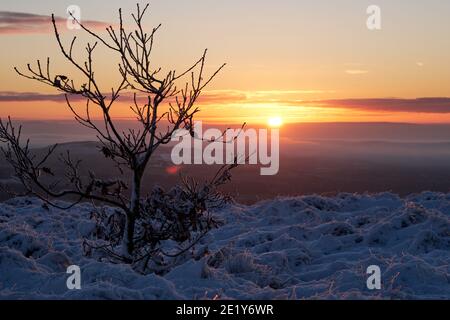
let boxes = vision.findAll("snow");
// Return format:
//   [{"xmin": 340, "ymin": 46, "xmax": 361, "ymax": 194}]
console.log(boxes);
[{"xmin": 0, "ymin": 192, "xmax": 449, "ymax": 299}]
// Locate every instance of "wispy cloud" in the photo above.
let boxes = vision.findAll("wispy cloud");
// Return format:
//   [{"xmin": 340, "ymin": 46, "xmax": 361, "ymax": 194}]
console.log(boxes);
[
  {"xmin": 345, "ymin": 69, "xmax": 369, "ymax": 75},
  {"xmin": 0, "ymin": 11, "xmax": 109, "ymax": 34},
  {"xmin": 306, "ymin": 98, "xmax": 450, "ymax": 113},
  {"xmin": 0, "ymin": 91, "xmax": 68, "ymax": 102},
  {"xmin": 196, "ymin": 90, "xmax": 329, "ymax": 105},
  {"xmin": 0, "ymin": 90, "xmax": 322, "ymax": 105}
]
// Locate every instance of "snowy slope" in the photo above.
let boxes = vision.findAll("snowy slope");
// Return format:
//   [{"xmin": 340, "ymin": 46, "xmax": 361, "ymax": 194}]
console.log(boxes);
[{"xmin": 0, "ymin": 192, "xmax": 449, "ymax": 299}]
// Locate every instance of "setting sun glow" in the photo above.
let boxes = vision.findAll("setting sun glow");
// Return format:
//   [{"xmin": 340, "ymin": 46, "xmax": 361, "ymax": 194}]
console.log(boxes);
[{"xmin": 268, "ymin": 117, "xmax": 283, "ymax": 128}]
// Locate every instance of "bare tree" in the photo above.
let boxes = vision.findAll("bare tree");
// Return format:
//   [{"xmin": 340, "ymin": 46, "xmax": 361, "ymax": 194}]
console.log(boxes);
[{"xmin": 0, "ymin": 3, "xmax": 234, "ymax": 261}]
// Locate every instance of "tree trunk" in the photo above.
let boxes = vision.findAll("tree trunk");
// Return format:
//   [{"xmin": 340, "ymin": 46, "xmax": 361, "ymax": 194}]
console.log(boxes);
[{"xmin": 122, "ymin": 168, "xmax": 142, "ymax": 258}]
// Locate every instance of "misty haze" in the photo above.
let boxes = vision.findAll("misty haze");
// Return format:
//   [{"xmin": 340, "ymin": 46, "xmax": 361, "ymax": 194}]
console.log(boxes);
[{"xmin": 2, "ymin": 121, "xmax": 450, "ymax": 203}]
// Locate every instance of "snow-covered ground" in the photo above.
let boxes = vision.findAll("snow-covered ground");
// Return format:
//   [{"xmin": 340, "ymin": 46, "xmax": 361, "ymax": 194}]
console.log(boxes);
[{"xmin": 0, "ymin": 192, "xmax": 449, "ymax": 299}]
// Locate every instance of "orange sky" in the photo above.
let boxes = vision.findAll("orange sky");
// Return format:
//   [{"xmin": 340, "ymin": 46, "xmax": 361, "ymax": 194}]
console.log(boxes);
[{"xmin": 1, "ymin": 0, "xmax": 450, "ymax": 124}]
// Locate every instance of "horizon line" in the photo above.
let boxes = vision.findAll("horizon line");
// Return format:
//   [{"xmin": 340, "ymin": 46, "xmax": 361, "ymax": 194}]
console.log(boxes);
[{"xmin": 5, "ymin": 118, "xmax": 450, "ymax": 126}]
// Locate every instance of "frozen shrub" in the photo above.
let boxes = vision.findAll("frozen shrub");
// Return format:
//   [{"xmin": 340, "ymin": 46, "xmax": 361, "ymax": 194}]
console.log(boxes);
[
  {"xmin": 224, "ymin": 251, "xmax": 256, "ymax": 274},
  {"xmin": 0, "ymin": 4, "xmax": 239, "ymax": 269}
]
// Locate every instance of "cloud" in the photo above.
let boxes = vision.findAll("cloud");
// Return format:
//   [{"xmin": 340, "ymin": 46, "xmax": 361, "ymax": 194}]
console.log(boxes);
[
  {"xmin": 307, "ymin": 98, "xmax": 450, "ymax": 113},
  {"xmin": 0, "ymin": 91, "xmax": 68, "ymax": 102},
  {"xmin": 0, "ymin": 11, "xmax": 109, "ymax": 34},
  {"xmin": 196, "ymin": 90, "xmax": 331, "ymax": 105},
  {"xmin": 345, "ymin": 69, "xmax": 369, "ymax": 75},
  {"xmin": 0, "ymin": 90, "xmax": 250, "ymax": 106},
  {"xmin": 2, "ymin": 91, "xmax": 450, "ymax": 114},
  {"xmin": 0, "ymin": 90, "xmax": 315, "ymax": 104}
]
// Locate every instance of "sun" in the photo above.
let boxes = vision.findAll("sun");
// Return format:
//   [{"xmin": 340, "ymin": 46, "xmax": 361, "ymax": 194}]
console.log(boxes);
[{"xmin": 267, "ymin": 116, "xmax": 283, "ymax": 128}]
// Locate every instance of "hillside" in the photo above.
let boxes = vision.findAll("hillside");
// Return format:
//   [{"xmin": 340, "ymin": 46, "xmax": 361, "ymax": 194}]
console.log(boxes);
[{"xmin": 0, "ymin": 192, "xmax": 449, "ymax": 299}]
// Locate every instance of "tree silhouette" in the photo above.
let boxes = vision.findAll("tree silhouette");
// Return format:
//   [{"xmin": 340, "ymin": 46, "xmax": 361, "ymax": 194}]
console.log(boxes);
[{"xmin": 0, "ymin": 3, "xmax": 235, "ymax": 263}]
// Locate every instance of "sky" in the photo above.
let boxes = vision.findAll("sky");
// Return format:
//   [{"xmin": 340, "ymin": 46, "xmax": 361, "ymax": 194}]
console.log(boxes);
[{"xmin": 0, "ymin": 0, "xmax": 449, "ymax": 124}]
